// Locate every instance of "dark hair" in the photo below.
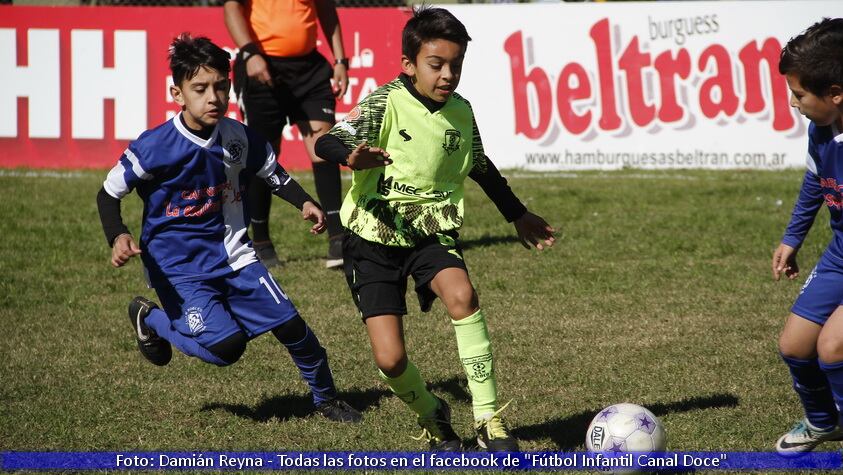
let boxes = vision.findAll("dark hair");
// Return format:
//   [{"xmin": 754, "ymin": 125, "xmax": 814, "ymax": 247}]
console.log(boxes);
[
  {"xmin": 402, "ymin": 6, "xmax": 471, "ymax": 62},
  {"xmin": 779, "ymin": 18, "xmax": 843, "ymax": 96},
  {"xmin": 169, "ymin": 33, "xmax": 231, "ymax": 86}
]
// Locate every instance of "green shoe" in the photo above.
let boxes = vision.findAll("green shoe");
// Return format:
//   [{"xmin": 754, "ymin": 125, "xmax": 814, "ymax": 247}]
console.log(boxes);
[
  {"xmin": 413, "ymin": 397, "xmax": 462, "ymax": 451},
  {"xmin": 475, "ymin": 402, "xmax": 519, "ymax": 451}
]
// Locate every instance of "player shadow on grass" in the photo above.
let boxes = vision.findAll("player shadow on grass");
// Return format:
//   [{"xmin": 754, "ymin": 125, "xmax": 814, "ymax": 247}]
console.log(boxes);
[
  {"xmin": 460, "ymin": 235, "xmax": 520, "ymax": 250},
  {"xmin": 200, "ymin": 376, "xmax": 472, "ymax": 422},
  {"xmin": 512, "ymin": 393, "xmax": 740, "ymax": 450}
]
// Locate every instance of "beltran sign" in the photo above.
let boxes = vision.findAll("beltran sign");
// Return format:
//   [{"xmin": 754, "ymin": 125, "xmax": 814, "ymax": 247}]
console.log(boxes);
[{"xmin": 452, "ymin": 1, "xmax": 835, "ymax": 170}]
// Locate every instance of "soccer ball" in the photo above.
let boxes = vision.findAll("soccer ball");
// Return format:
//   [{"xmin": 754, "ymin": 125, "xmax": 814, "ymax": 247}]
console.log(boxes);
[{"xmin": 585, "ymin": 403, "xmax": 667, "ymax": 453}]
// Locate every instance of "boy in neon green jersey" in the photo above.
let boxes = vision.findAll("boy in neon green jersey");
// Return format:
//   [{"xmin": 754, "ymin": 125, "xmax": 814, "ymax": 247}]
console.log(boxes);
[{"xmin": 315, "ymin": 7, "xmax": 554, "ymax": 451}]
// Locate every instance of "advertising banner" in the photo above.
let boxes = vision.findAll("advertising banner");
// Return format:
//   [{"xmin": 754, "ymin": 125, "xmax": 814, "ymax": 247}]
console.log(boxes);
[
  {"xmin": 0, "ymin": 5, "xmax": 407, "ymax": 169},
  {"xmin": 0, "ymin": 2, "xmax": 837, "ymax": 170},
  {"xmin": 450, "ymin": 1, "xmax": 837, "ymax": 170}
]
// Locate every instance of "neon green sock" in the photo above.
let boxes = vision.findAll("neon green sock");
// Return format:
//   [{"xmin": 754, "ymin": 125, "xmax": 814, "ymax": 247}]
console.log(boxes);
[
  {"xmin": 452, "ymin": 309, "xmax": 497, "ymax": 419},
  {"xmin": 378, "ymin": 360, "xmax": 439, "ymax": 417}
]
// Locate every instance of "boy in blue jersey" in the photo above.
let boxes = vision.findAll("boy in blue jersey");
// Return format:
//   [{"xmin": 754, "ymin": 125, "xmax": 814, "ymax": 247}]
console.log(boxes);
[
  {"xmin": 772, "ymin": 18, "xmax": 843, "ymax": 455},
  {"xmin": 96, "ymin": 34, "xmax": 360, "ymax": 423},
  {"xmin": 315, "ymin": 8, "xmax": 555, "ymax": 451}
]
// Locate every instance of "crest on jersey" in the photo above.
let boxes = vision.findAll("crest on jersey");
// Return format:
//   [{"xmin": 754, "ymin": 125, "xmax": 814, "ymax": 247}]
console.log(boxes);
[
  {"xmin": 223, "ymin": 139, "xmax": 245, "ymax": 165},
  {"xmin": 442, "ymin": 129, "xmax": 461, "ymax": 156},
  {"xmin": 346, "ymin": 106, "xmax": 362, "ymax": 122},
  {"xmin": 185, "ymin": 306, "xmax": 206, "ymax": 334}
]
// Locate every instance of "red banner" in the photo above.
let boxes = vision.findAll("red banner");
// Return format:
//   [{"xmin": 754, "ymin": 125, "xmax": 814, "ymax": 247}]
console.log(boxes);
[{"xmin": 0, "ymin": 5, "xmax": 407, "ymax": 169}]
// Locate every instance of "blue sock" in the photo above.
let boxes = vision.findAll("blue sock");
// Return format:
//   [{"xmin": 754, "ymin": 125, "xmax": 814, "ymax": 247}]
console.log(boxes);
[
  {"xmin": 818, "ymin": 358, "xmax": 843, "ymax": 428},
  {"xmin": 782, "ymin": 354, "xmax": 838, "ymax": 429},
  {"xmin": 280, "ymin": 325, "xmax": 336, "ymax": 405},
  {"xmin": 144, "ymin": 308, "xmax": 227, "ymax": 366}
]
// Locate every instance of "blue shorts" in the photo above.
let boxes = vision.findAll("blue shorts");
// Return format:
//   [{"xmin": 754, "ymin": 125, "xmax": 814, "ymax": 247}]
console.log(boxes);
[
  {"xmin": 791, "ymin": 250, "xmax": 843, "ymax": 325},
  {"xmin": 153, "ymin": 262, "xmax": 299, "ymax": 347}
]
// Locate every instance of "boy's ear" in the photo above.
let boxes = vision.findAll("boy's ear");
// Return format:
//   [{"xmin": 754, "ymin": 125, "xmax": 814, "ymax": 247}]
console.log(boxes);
[
  {"xmin": 170, "ymin": 84, "xmax": 185, "ymax": 107},
  {"xmin": 830, "ymin": 85, "xmax": 843, "ymax": 105},
  {"xmin": 400, "ymin": 55, "xmax": 416, "ymax": 77}
]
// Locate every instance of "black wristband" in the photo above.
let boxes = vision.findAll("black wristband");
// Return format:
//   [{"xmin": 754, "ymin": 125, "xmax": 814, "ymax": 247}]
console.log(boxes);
[
  {"xmin": 334, "ymin": 58, "xmax": 349, "ymax": 68},
  {"xmin": 239, "ymin": 42, "xmax": 262, "ymax": 62}
]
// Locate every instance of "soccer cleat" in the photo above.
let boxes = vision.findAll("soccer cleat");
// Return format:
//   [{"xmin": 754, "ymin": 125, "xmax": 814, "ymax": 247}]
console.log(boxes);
[
  {"xmin": 475, "ymin": 402, "xmax": 520, "ymax": 452},
  {"xmin": 775, "ymin": 418, "xmax": 843, "ymax": 456},
  {"xmin": 413, "ymin": 397, "xmax": 462, "ymax": 451},
  {"xmin": 128, "ymin": 296, "xmax": 172, "ymax": 366},
  {"xmin": 325, "ymin": 234, "xmax": 344, "ymax": 269},
  {"xmin": 315, "ymin": 398, "xmax": 363, "ymax": 423},
  {"xmin": 253, "ymin": 240, "xmax": 282, "ymax": 267}
]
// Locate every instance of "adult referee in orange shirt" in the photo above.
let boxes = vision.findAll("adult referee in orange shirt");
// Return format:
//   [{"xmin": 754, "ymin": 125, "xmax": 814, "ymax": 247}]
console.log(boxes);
[{"xmin": 224, "ymin": 0, "xmax": 349, "ymax": 268}]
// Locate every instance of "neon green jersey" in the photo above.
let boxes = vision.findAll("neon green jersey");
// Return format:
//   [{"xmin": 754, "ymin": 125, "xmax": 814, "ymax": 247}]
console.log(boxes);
[{"xmin": 328, "ymin": 76, "xmax": 489, "ymax": 247}]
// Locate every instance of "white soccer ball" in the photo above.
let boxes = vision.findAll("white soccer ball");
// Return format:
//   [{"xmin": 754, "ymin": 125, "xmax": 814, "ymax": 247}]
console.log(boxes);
[{"xmin": 585, "ymin": 403, "xmax": 667, "ymax": 453}]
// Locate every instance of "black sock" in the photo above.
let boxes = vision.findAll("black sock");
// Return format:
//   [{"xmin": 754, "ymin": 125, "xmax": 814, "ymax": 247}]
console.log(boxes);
[
  {"xmin": 312, "ymin": 161, "xmax": 343, "ymax": 237},
  {"xmin": 248, "ymin": 177, "xmax": 273, "ymax": 242}
]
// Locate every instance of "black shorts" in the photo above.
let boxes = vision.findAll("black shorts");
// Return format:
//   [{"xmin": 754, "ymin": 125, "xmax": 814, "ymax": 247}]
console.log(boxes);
[
  {"xmin": 233, "ymin": 50, "xmax": 336, "ymax": 149},
  {"xmin": 342, "ymin": 231, "xmax": 469, "ymax": 319}
]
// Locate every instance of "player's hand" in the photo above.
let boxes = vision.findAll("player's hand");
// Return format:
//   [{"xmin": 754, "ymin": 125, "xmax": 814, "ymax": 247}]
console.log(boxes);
[
  {"xmin": 111, "ymin": 233, "xmax": 141, "ymax": 267},
  {"xmin": 772, "ymin": 243, "xmax": 799, "ymax": 281},
  {"xmin": 246, "ymin": 55, "xmax": 273, "ymax": 87},
  {"xmin": 347, "ymin": 141, "xmax": 392, "ymax": 170},
  {"xmin": 332, "ymin": 63, "xmax": 349, "ymax": 99},
  {"xmin": 514, "ymin": 211, "xmax": 556, "ymax": 250},
  {"xmin": 302, "ymin": 201, "xmax": 327, "ymax": 235}
]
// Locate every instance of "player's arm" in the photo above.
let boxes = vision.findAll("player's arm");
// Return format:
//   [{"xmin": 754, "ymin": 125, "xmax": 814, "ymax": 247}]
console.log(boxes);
[
  {"xmin": 315, "ymin": 87, "xmax": 392, "ymax": 169},
  {"xmin": 314, "ymin": 0, "xmax": 348, "ymax": 98},
  {"xmin": 315, "ymin": 134, "xmax": 391, "ymax": 170},
  {"xmin": 469, "ymin": 156, "xmax": 555, "ymax": 250},
  {"xmin": 467, "ymin": 113, "xmax": 554, "ymax": 250},
  {"xmin": 252, "ymin": 140, "xmax": 326, "ymax": 234},
  {"xmin": 223, "ymin": 0, "xmax": 272, "ymax": 86},
  {"xmin": 773, "ymin": 166, "xmax": 824, "ymax": 280},
  {"xmin": 98, "ymin": 151, "xmax": 147, "ymax": 267}
]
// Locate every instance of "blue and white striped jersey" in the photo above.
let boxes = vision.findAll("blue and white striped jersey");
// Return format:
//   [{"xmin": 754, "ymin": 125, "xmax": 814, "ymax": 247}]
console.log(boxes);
[
  {"xmin": 103, "ymin": 113, "xmax": 287, "ymax": 286},
  {"xmin": 783, "ymin": 122, "xmax": 843, "ymax": 257}
]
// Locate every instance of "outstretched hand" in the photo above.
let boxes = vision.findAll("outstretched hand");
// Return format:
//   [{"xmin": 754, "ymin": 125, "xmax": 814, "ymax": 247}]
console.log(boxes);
[
  {"xmin": 772, "ymin": 243, "xmax": 799, "ymax": 281},
  {"xmin": 514, "ymin": 211, "xmax": 556, "ymax": 250},
  {"xmin": 112, "ymin": 233, "xmax": 141, "ymax": 267},
  {"xmin": 347, "ymin": 141, "xmax": 392, "ymax": 170},
  {"xmin": 302, "ymin": 201, "xmax": 327, "ymax": 235}
]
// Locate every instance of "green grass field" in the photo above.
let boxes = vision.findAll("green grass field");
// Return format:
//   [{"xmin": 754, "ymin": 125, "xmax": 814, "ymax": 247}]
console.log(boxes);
[{"xmin": 0, "ymin": 169, "xmax": 837, "ymax": 470}]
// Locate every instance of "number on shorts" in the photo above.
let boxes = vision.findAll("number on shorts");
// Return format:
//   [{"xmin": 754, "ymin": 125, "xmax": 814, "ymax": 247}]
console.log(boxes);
[{"xmin": 259, "ymin": 275, "xmax": 288, "ymax": 304}]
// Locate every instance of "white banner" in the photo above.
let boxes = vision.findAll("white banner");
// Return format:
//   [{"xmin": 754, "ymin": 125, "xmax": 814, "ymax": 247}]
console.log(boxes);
[{"xmin": 448, "ymin": 1, "xmax": 838, "ymax": 170}]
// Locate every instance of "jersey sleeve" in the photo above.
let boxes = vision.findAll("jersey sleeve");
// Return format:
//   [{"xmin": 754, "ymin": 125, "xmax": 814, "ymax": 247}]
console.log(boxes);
[
  {"xmin": 327, "ymin": 84, "xmax": 391, "ymax": 150},
  {"xmin": 469, "ymin": 115, "xmax": 488, "ymax": 175},
  {"xmin": 466, "ymin": 112, "xmax": 526, "ymax": 222},
  {"xmin": 102, "ymin": 143, "xmax": 154, "ymax": 199},
  {"xmin": 781, "ymin": 132, "xmax": 824, "ymax": 248}
]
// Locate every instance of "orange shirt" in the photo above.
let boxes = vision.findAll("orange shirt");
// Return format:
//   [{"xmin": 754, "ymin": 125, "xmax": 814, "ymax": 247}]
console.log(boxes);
[{"xmin": 246, "ymin": 0, "xmax": 318, "ymax": 57}]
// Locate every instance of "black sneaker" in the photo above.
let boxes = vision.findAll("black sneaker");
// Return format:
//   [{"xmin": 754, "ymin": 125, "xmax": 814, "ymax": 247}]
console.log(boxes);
[
  {"xmin": 253, "ymin": 240, "xmax": 282, "ymax": 267},
  {"xmin": 475, "ymin": 404, "xmax": 519, "ymax": 451},
  {"xmin": 128, "ymin": 296, "xmax": 172, "ymax": 366},
  {"xmin": 315, "ymin": 398, "xmax": 362, "ymax": 423},
  {"xmin": 325, "ymin": 234, "xmax": 344, "ymax": 269},
  {"xmin": 414, "ymin": 397, "xmax": 462, "ymax": 451}
]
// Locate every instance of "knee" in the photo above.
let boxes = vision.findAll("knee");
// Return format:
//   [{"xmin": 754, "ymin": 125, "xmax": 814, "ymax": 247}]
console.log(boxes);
[
  {"xmin": 271, "ymin": 315, "xmax": 308, "ymax": 345},
  {"xmin": 209, "ymin": 332, "xmax": 248, "ymax": 366},
  {"xmin": 374, "ymin": 351, "xmax": 407, "ymax": 378},
  {"xmin": 443, "ymin": 285, "xmax": 479, "ymax": 319},
  {"xmin": 778, "ymin": 329, "xmax": 816, "ymax": 360},
  {"xmin": 817, "ymin": 331, "xmax": 843, "ymax": 364}
]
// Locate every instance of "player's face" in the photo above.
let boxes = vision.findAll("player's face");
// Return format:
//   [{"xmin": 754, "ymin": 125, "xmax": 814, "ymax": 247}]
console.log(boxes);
[
  {"xmin": 786, "ymin": 73, "xmax": 843, "ymax": 128},
  {"xmin": 170, "ymin": 66, "xmax": 230, "ymax": 130},
  {"xmin": 402, "ymin": 39, "xmax": 465, "ymax": 103}
]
